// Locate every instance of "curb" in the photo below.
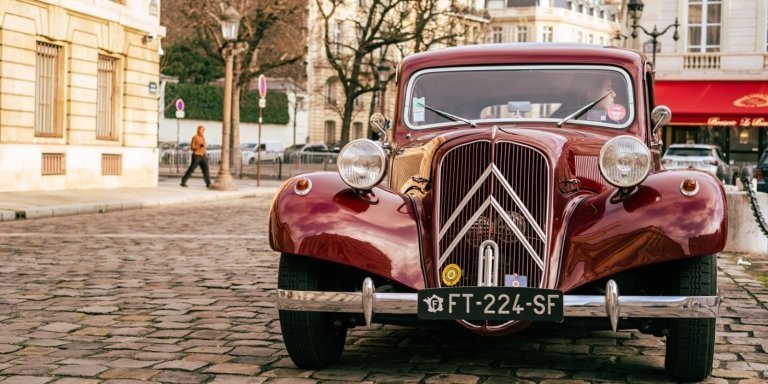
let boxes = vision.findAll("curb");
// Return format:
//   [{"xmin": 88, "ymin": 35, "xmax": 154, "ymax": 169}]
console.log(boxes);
[{"xmin": 1, "ymin": 188, "xmax": 278, "ymax": 222}]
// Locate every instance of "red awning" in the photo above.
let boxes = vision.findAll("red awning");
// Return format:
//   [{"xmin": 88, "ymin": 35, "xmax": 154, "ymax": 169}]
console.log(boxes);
[{"xmin": 654, "ymin": 80, "xmax": 768, "ymax": 127}]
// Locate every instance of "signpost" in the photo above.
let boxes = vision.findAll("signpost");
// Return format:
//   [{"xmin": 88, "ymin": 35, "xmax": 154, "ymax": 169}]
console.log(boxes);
[
  {"xmin": 257, "ymin": 75, "xmax": 267, "ymax": 186},
  {"xmin": 175, "ymin": 98, "xmax": 185, "ymax": 172}
]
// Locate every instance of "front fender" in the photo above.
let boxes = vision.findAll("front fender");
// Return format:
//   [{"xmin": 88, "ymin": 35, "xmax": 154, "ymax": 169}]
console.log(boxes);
[
  {"xmin": 269, "ymin": 172, "xmax": 425, "ymax": 290},
  {"xmin": 559, "ymin": 170, "xmax": 727, "ymax": 292}
]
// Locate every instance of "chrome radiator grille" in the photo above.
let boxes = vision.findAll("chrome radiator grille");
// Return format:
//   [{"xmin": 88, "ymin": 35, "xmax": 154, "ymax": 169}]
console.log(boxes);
[{"xmin": 436, "ymin": 141, "xmax": 551, "ymax": 291}]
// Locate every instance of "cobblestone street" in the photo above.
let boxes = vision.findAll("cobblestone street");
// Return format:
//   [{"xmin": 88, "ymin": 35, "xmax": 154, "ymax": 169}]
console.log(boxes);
[{"xmin": 0, "ymin": 198, "xmax": 766, "ymax": 384}]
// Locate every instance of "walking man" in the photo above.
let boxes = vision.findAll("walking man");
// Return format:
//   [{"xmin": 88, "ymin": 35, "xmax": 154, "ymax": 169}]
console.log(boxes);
[{"xmin": 180, "ymin": 125, "xmax": 211, "ymax": 188}]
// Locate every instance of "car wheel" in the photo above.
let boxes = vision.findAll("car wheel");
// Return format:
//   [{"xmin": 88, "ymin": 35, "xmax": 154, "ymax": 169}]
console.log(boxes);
[
  {"xmin": 278, "ymin": 253, "xmax": 347, "ymax": 369},
  {"xmin": 248, "ymin": 158, "xmax": 255, "ymax": 165},
  {"xmin": 664, "ymin": 254, "xmax": 716, "ymax": 382}
]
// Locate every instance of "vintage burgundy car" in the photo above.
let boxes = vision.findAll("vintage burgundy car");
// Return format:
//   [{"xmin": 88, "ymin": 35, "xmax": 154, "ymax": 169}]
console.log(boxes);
[{"xmin": 270, "ymin": 44, "xmax": 725, "ymax": 381}]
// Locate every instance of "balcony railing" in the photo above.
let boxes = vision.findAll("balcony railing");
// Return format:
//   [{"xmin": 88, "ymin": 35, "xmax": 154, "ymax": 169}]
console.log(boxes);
[{"xmin": 683, "ymin": 53, "xmax": 721, "ymax": 70}]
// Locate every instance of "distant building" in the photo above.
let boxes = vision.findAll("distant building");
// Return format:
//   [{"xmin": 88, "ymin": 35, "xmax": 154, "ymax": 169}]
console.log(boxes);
[
  {"xmin": 486, "ymin": 0, "xmax": 621, "ymax": 45},
  {"xmin": 305, "ymin": 0, "xmax": 490, "ymax": 146},
  {"xmin": 0, "ymin": 0, "xmax": 164, "ymax": 192},
  {"xmin": 634, "ymin": 0, "xmax": 768, "ymax": 165}
]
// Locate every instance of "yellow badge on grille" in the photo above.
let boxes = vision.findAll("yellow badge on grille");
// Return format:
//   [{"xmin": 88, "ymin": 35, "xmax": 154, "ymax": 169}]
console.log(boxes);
[{"xmin": 442, "ymin": 264, "xmax": 462, "ymax": 286}]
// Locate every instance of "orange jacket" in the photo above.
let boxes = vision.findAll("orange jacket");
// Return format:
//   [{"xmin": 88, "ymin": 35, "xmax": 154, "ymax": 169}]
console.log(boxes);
[{"xmin": 191, "ymin": 134, "xmax": 206, "ymax": 156}]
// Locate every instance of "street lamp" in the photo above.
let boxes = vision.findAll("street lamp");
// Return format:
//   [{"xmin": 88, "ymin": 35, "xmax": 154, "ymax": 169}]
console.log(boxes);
[
  {"xmin": 627, "ymin": 0, "xmax": 679, "ymax": 66},
  {"xmin": 377, "ymin": 59, "xmax": 390, "ymax": 116},
  {"xmin": 211, "ymin": 5, "xmax": 241, "ymax": 191}
]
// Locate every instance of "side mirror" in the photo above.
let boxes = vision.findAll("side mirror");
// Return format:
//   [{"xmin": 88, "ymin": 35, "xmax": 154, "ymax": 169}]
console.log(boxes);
[
  {"xmin": 651, "ymin": 105, "xmax": 672, "ymax": 127},
  {"xmin": 369, "ymin": 113, "xmax": 390, "ymax": 146},
  {"xmin": 650, "ymin": 105, "xmax": 671, "ymax": 150}
]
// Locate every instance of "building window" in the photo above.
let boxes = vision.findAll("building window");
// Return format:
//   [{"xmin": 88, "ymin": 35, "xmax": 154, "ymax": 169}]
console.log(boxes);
[
  {"xmin": 101, "ymin": 154, "xmax": 122, "ymax": 175},
  {"xmin": 542, "ymin": 26, "xmax": 553, "ymax": 42},
  {"xmin": 353, "ymin": 122, "xmax": 363, "ymax": 140},
  {"xmin": 516, "ymin": 26, "xmax": 529, "ymax": 42},
  {"xmin": 324, "ymin": 120, "xmax": 336, "ymax": 146},
  {"xmin": 325, "ymin": 79, "xmax": 337, "ymax": 106},
  {"xmin": 97, "ymin": 55, "xmax": 118, "ymax": 140},
  {"xmin": 41, "ymin": 153, "xmax": 65, "ymax": 175},
  {"xmin": 577, "ymin": 31, "xmax": 583, "ymax": 43},
  {"xmin": 35, "ymin": 42, "xmax": 62, "ymax": 137},
  {"xmin": 588, "ymin": 34, "xmax": 594, "ymax": 44},
  {"xmin": 492, "ymin": 27, "xmax": 503, "ymax": 44},
  {"xmin": 687, "ymin": 0, "xmax": 722, "ymax": 52},
  {"xmin": 353, "ymin": 94, "xmax": 362, "ymax": 109},
  {"xmin": 333, "ymin": 20, "xmax": 342, "ymax": 54}
]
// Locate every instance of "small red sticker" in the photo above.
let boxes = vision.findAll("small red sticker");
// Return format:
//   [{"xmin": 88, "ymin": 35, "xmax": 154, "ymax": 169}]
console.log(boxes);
[{"xmin": 608, "ymin": 104, "xmax": 626, "ymax": 121}]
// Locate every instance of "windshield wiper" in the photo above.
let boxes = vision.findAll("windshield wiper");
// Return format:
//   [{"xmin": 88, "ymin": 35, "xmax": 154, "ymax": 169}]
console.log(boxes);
[
  {"xmin": 556, "ymin": 89, "xmax": 615, "ymax": 127},
  {"xmin": 417, "ymin": 101, "xmax": 476, "ymax": 127}
]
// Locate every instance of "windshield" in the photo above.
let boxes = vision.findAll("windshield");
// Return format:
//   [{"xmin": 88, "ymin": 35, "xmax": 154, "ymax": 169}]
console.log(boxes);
[
  {"xmin": 404, "ymin": 65, "xmax": 633, "ymax": 129},
  {"xmin": 665, "ymin": 148, "xmax": 714, "ymax": 157}
]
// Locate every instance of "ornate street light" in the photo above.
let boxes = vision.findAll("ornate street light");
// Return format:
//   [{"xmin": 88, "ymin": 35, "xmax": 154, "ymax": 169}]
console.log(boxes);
[
  {"xmin": 211, "ymin": 5, "xmax": 241, "ymax": 191},
  {"xmin": 377, "ymin": 59, "xmax": 390, "ymax": 116},
  {"xmin": 627, "ymin": 0, "xmax": 679, "ymax": 66}
]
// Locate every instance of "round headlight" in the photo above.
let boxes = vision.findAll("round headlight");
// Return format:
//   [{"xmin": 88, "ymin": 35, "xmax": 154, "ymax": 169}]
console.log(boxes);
[
  {"xmin": 337, "ymin": 139, "xmax": 387, "ymax": 189},
  {"xmin": 598, "ymin": 136, "xmax": 651, "ymax": 188}
]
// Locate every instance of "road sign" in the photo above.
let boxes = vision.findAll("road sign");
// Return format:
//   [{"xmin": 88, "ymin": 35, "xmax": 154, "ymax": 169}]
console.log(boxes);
[
  {"xmin": 259, "ymin": 98, "xmax": 266, "ymax": 108},
  {"xmin": 176, "ymin": 98, "xmax": 185, "ymax": 111},
  {"xmin": 258, "ymin": 75, "xmax": 267, "ymax": 99}
]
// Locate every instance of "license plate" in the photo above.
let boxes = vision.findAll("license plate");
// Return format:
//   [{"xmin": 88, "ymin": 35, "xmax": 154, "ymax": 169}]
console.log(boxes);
[{"xmin": 417, "ymin": 287, "xmax": 563, "ymax": 321}]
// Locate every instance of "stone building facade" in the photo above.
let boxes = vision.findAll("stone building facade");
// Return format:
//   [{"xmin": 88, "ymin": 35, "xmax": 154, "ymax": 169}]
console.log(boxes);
[
  {"xmin": 0, "ymin": 0, "xmax": 164, "ymax": 192},
  {"xmin": 633, "ymin": 0, "xmax": 768, "ymax": 166}
]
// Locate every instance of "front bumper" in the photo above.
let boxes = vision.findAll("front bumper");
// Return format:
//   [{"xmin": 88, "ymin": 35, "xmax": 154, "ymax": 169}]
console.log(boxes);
[{"xmin": 276, "ymin": 278, "xmax": 720, "ymax": 332}]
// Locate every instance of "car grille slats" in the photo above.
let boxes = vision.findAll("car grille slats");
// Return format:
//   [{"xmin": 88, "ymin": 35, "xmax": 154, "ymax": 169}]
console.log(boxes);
[
  {"xmin": 436, "ymin": 140, "xmax": 551, "ymax": 327},
  {"xmin": 436, "ymin": 141, "xmax": 550, "ymax": 287}
]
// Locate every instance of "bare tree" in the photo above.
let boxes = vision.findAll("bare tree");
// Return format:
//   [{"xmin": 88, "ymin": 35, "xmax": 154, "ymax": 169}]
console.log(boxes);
[
  {"xmin": 162, "ymin": 0, "xmax": 307, "ymax": 162},
  {"xmin": 315, "ymin": 0, "xmax": 489, "ymax": 145}
]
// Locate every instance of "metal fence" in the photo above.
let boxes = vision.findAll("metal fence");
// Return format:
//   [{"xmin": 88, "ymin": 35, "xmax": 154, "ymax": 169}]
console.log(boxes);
[{"xmin": 158, "ymin": 145, "xmax": 339, "ymax": 181}]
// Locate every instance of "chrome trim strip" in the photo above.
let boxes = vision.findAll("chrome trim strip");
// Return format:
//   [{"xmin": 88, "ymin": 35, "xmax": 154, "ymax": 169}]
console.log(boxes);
[
  {"xmin": 438, "ymin": 164, "xmax": 545, "ymax": 242},
  {"xmin": 491, "ymin": 165, "xmax": 547, "ymax": 241},
  {"xmin": 489, "ymin": 198, "xmax": 545, "ymax": 271},
  {"xmin": 606, "ymin": 280, "xmax": 620, "ymax": 332},
  {"xmin": 438, "ymin": 195, "xmax": 544, "ymax": 271},
  {"xmin": 478, "ymin": 240, "xmax": 500, "ymax": 286},
  {"xmin": 403, "ymin": 65, "xmax": 636, "ymax": 130},
  {"xmin": 276, "ymin": 289, "xmax": 720, "ymax": 319}
]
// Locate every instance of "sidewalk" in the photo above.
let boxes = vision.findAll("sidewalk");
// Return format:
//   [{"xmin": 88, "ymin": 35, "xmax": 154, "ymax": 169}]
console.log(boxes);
[{"xmin": 0, "ymin": 176, "xmax": 282, "ymax": 222}]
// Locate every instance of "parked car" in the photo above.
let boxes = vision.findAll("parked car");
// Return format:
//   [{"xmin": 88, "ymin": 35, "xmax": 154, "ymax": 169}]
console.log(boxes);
[
  {"xmin": 270, "ymin": 44, "xmax": 725, "ymax": 382},
  {"xmin": 284, "ymin": 143, "xmax": 331, "ymax": 164},
  {"xmin": 241, "ymin": 141, "xmax": 284, "ymax": 164},
  {"xmin": 757, "ymin": 149, "xmax": 768, "ymax": 193},
  {"xmin": 661, "ymin": 143, "xmax": 736, "ymax": 183}
]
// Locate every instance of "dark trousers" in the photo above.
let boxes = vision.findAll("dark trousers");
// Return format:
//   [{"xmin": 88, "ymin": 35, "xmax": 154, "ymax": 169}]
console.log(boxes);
[{"xmin": 181, "ymin": 154, "xmax": 211, "ymax": 186}]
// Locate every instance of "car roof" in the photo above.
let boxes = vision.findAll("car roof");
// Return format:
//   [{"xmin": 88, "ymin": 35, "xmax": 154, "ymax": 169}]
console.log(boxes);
[
  {"xmin": 401, "ymin": 43, "xmax": 644, "ymax": 75},
  {"xmin": 667, "ymin": 144, "xmax": 720, "ymax": 149}
]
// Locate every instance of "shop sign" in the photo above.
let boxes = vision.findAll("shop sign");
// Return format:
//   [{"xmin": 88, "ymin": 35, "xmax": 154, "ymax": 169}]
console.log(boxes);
[
  {"xmin": 707, "ymin": 117, "xmax": 768, "ymax": 127},
  {"xmin": 733, "ymin": 94, "xmax": 768, "ymax": 108}
]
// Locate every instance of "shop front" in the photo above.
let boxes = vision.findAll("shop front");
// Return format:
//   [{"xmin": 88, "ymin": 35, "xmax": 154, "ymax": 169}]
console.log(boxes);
[{"xmin": 655, "ymin": 80, "xmax": 768, "ymax": 167}]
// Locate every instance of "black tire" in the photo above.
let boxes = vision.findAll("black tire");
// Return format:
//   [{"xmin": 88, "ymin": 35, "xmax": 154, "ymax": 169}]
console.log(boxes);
[
  {"xmin": 249, "ymin": 158, "xmax": 255, "ymax": 165},
  {"xmin": 278, "ymin": 253, "xmax": 347, "ymax": 369},
  {"xmin": 664, "ymin": 254, "xmax": 717, "ymax": 382}
]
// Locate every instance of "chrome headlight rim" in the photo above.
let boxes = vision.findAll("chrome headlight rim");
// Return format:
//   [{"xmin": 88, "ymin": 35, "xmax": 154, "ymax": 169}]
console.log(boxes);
[
  {"xmin": 337, "ymin": 139, "xmax": 388, "ymax": 190},
  {"xmin": 598, "ymin": 135, "xmax": 651, "ymax": 189}
]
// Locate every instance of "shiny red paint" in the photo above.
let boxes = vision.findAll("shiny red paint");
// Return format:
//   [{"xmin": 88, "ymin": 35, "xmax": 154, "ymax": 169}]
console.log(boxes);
[
  {"xmin": 268, "ymin": 44, "xmax": 728, "ymax": 337},
  {"xmin": 558, "ymin": 170, "xmax": 727, "ymax": 293},
  {"xmin": 269, "ymin": 173, "xmax": 426, "ymax": 290}
]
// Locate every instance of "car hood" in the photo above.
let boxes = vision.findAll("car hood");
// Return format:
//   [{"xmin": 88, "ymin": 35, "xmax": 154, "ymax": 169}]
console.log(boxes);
[{"xmin": 392, "ymin": 124, "xmax": 625, "ymax": 195}]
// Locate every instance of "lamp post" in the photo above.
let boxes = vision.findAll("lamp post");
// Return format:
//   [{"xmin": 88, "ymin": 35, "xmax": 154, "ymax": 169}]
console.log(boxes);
[
  {"xmin": 627, "ymin": 0, "xmax": 679, "ymax": 66},
  {"xmin": 377, "ymin": 59, "xmax": 390, "ymax": 116},
  {"xmin": 211, "ymin": 5, "xmax": 241, "ymax": 191}
]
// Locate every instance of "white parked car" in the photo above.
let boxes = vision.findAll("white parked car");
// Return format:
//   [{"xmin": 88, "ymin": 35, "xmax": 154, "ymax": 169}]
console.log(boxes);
[
  {"xmin": 661, "ymin": 144, "xmax": 735, "ymax": 183},
  {"xmin": 241, "ymin": 141, "xmax": 284, "ymax": 164}
]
